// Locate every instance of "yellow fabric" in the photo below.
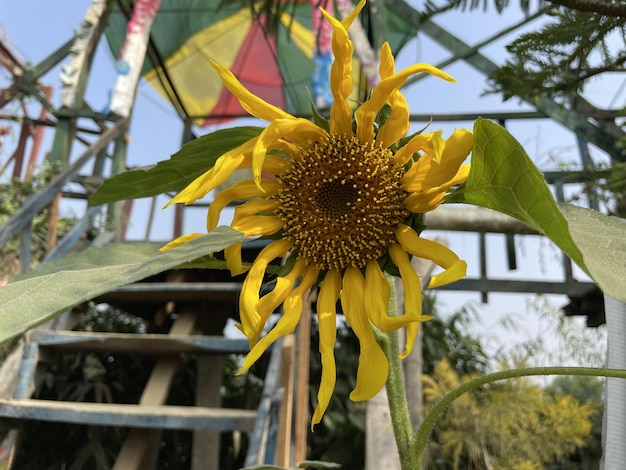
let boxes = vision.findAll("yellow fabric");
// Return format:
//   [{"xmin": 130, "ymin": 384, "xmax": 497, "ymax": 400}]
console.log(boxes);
[{"xmin": 145, "ymin": 10, "xmax": 252, "ymax": 119}]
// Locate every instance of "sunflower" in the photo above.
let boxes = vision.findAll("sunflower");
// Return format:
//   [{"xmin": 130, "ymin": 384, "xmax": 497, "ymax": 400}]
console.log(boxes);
[{"xmin": 162, "ymin": 0, "xmax": 472, "ymax": 427}]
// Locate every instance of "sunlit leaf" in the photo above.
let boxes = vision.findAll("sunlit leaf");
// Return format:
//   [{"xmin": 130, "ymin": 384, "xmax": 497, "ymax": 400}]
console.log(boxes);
[
  {"xmin": 559, "ymin": 204, "xmax": 626, "ymax": 303},
  {"xmin": 0, "ymin": 227, "xmax": 243, "ymax": 344},
  {"xmin": 446, "ymin": 118, "xmax": 585, "ymax": 270},
  {"xmin": 89, "ymin": 127, "xmax": 262, "ymax": 205}
]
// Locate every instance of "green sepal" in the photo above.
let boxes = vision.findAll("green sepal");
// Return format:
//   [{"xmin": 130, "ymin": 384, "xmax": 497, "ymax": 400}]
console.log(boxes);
[{"xmin": 307, "ymin": 89, "xmax": 330, "ymax": 133}]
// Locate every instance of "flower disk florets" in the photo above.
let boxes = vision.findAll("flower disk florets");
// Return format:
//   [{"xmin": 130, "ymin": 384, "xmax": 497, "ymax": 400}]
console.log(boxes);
[{"xmin": 277, "ymin": 134, "xmax": 409, "ymax": 271}]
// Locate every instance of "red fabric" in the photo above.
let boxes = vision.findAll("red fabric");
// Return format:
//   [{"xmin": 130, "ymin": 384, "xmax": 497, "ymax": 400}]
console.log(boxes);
[{"xmin": 203, "ymin": 15, "xmax": 284, "ymax": 125}]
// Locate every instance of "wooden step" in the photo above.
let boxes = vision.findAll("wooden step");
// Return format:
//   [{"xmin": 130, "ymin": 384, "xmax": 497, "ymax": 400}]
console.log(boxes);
[
  {"xmin": 30, "ymin": 330, "xmax": 250, "ymax": 355},
  {"xmin": 0, "ymin": 399, "xmax": 256, "ymax": 431}
]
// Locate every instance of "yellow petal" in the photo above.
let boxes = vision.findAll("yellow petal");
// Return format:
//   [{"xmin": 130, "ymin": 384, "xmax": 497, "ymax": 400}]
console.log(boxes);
[
  {"xmin": 231, "ymin": 199, "xmax": 282, "ymax": 237},
  {"xmin": 356, "ymin": 64, "xmax": 454, "ymax": 144},
  {"xmin": 211, "ymin": 60, "xmax": 293, "ymax": 122},
  {"xmin": 403, "ymin": 163, "xmax": 470, "ymax": 213},
  {"xmin": 253, "ymin": 119, "xmax": 327, "ymax": 187},
  {"xmin": 159, "ymin": 232, "xmax": 203, "ymax": 251},
  {"xmin": 207, "ymin": 179, "xmax": 283, "ymax": 231},
  {"xmin": 378, "ymin": 42, "xmax": 395, "ymax": 80},
  {"xmin": 255, "ymin": 258, "xmax": 309, "ymax": 343},
  {"xmin": 373, "ymin": 42, "xmax": 411, "ymax": 148},
  {"xmin": 365, "ymin": 260, "xmax": 413, "ymax": 331},
  {"xmin": 232, "ymin": 198, "xmax": 280, "ymax": 221},
  {"xmin": 239, "ymin": 263, "xmax": 318, "ymax": 373},
  {"xmin": 392, "ymin": 131, "xmax": 443, "ymax": 167},
  {"xmin": 320, "ymin": 3, "xmax": 363, "ymax": 136},
  {"xmin": 165, "ymin": 140, "xmax": 255, "ymax": 207},
  {"xmin": 312, "ymin": 269, "xmax": 341, "ymax": 428},
  {"xmin": 402, "ymin": 129, "xmax": 472, "ymax": 192},
  {"xmin": 388, "ymin": 244, "xmax": 426, "ymax": 357},
  {"xmin": 395, "ymin": 224, "xmax": 467, "ymax": 288},
  {"xmin": 238, "ymin": 238, "xmax": 293, "ymax": 344},
  {"xmin": 232, "ymin": 216, "xmax": 284, "ymax": 237},
  {"xmin": 341, "ymin": 266, "xmax": 388, "ymax": 402},
  {"xmin": 376, "ymin": 91, "xmax": 409, "ymax": 149},
  {"xmin": 401, "ymin": 322, "xmax": 420, "ymax": 360},
  {"xmin": 429, "ymin": 259, "xmax": 467, "ymax": 288},
  {"xmin": 224, "ymin": 242, "xmax": 248, "ymax": 276}
]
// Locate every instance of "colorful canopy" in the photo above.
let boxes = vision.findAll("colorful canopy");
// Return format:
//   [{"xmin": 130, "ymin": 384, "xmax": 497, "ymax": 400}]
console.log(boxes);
[{"xmin": 105, "ymin": 0, "xmax": 416, "ymax": 126}]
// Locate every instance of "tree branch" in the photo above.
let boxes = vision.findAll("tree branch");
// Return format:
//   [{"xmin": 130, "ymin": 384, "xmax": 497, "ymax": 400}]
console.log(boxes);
[{"xmin": 547, "ymin": 0, "xmax": 626, "ymax": 17}]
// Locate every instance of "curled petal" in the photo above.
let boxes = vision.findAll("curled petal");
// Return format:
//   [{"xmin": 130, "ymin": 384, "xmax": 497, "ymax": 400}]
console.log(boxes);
[
  {"xmin": 365, "ymin": 260, "xmax": 415, "ymax": 332},
  {"xmin": 388, "ymin": 244, "xmax": 427, "ymax": 358},
  {"xmin": 312, "ymin": 269, "xmax": 342, "ymax": 428},
  {"xmin": 403, "ymin": 163, "xmax": 470, "ymax": 213},
  {"xmin": 165, "ymin": 140, "xmax": 254, "ymax": 207},
  {"xmin": 225, "ymin": 242, "xmax": 248, "ymax": 276},
  {"xmin": 239, "ymin": 263, "xmax": 319, "ymax": 373},
  {"xmin": 341, "ymin": 266, "xmax": 388, "ymax": 402},
  {"xmin": 395, "ymin": 224, "xmax": 467, "ymax": 288},
  {"xmin": 376, "ymin": 91, "xmax": 409, "ymax": 149},
  {"xmin": 320, "ymin": 0, "xmax": 366, "ymax": 135},
  {"xmin": 253, "ymin": 119, "xmax": 327, "ymax": 187},
  {"xmin": 393, "ymin": 131, "xmax": 444, "ymax": 167},
  {"xmin": 402, "ymin": 129, "xmax": 473, "ymax": 192},
  {"xmin": 356, "ymin": 64, "xmax": 454, "ymax": 144},
  {"xmin": 237, "ymin": 239, "xmax": 294, "ymax": 344},
  {"xmin": 378, "ymin": 41, "xmax": 396, "ymax": 80},
  {"xmin": 159, "ymin": 232, "xmax": 203, "ymax": 251},
  {"xmin": 211, "ymin": 60, "xmax": 293, "ymax": 122},
  {"xmin": 207, "ymin": 179, "xmax": 283, "ymax": 231},
  {"xmin": 232, "ymin": 199, "xmax": 280, "ymax": 222},
  {"xmin": 374, "ymin": 42, "xmax": 410, "ymax": 148},
  {"xmin": 255, "ymin": 259, "xmax": 309, "ymax": 342},
  {"xmin": 429, "ymin": 259, "xmax": 467, "ymax": 288},
  {"xmin": 231, "ymin": 215, "xmax": 284, "ymax": 237}
]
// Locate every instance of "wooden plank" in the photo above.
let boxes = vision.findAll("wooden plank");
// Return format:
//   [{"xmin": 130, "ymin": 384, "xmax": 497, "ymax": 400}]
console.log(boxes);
[
  {"xmin": 276, "ymin": 335, "xmax": 295, "ymax": 467},
  {"xmin": 31, "ymin": 330, "xmax": 249, "ymax": 355},
  {"xmin": 0, "ymin": 399, "xmax": 256, "ymax": 431},
  {"xmin": 94, "ymin": 282, "xmax": 242, "ymax": 302},
  {"xmin": 113, "ymin": 310, "xmax": 196, "ymax": 470}
]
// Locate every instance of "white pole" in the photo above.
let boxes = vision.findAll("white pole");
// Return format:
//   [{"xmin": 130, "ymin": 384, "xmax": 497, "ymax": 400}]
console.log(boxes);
[{"xmin": 601, "ymin": 294, "xmax": 626, "ymax": 470}]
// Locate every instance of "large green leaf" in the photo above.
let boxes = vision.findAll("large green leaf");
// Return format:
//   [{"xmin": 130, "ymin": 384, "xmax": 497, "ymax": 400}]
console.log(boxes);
[
  {"xmin": 446, "ymin": 118, "xmax": 585, "ymax": 270},
  {"xmin": 0, "ymin": 227, "xmax": 243, "ymax": 344},
  {"xmin": 559, "ymin": 204, "xmax": 626, "ymax": 303},
  {"xmin": 89, "ymin": 126, "xmax": 262, "ymax": 205}
]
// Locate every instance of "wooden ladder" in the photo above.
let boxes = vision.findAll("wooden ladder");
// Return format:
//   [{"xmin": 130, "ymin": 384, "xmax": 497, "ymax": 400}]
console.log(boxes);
[{"xmin": 0, "ymin": 277, "xmax": 307, "ymax": 469}]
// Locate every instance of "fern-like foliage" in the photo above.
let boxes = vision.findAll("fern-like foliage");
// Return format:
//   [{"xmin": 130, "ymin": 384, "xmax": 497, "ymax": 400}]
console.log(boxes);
[
  {"xmin": 420, "ymin": 0, "xmax": 538, "ymax": 16},
  {"xmin": 488, "ymin": 7, "xmax": 626, "ymax": 101}
]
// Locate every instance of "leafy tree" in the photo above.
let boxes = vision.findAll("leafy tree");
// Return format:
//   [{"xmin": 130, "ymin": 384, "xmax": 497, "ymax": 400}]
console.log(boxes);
[
  {"xmin": 422, "ymin": 359, "xmax": 595, "ymax": 469},
  {"xmin": 0, "ymin": 166, "xmax": 77, "ymax": 283},
  {"xmin": 488, "ymin": 7, "xmax": 626, "ymax": 102}
]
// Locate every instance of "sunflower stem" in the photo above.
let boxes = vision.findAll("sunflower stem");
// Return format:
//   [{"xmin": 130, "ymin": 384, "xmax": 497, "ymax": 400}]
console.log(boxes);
[
  {"xmin": 411, "ymin": 366, "xmax": 626, "ymax": 465},
  {"xmin": 381, "ymin": 274, "xmax": 416, "ymax": 470}
]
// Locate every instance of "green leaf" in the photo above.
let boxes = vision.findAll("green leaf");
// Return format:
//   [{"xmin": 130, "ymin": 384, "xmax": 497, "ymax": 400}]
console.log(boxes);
[
  {"xmin": 559, "ymin": 204, "xmax": 626, "ymax": 303},
  {"xmin": 0, "ymin": 227, "xmax": 244, "ymax": 344},
  {"xmin": 446, "ymin": 118, "xmax": 585, "ymax": 270},
  {"xmin": 89, "ymin": 127, "xmax": 263, "ymax": 205}
]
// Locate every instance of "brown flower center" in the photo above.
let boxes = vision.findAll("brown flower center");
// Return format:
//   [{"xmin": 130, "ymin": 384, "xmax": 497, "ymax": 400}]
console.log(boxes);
[{"xmin": 276, "ymin": 134, "xmax": 408, "ymax": 271}]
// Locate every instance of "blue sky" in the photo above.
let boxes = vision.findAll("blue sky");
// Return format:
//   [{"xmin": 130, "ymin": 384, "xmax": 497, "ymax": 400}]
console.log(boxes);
[{"xmin": 0, "ymin": 0, "xmax": 612, "ymax": 360}]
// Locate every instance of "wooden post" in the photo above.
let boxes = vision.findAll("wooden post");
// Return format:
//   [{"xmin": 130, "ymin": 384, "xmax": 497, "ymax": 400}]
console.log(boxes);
[
  {"xmin": 276, "ymin": 335, "xmax": 296, "ymax": 466},
  {"xmin": 293, "ymin": 292, "xmax": 314, "ymax": 462}
]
